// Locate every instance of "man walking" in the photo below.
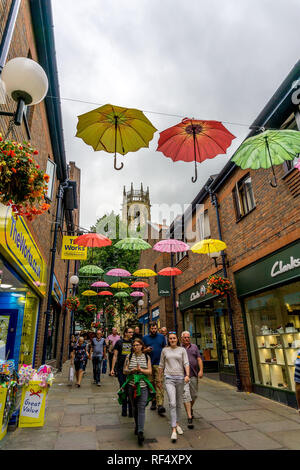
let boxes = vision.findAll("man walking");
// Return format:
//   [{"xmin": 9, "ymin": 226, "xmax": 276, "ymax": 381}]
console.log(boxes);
[
  {"xmin": 181, "ymin": 331, "xmax": 203, "ymax": 428},
  {"xmin": 106, "ymin": 327, "xmax": 120, "ymax": 376},
  {"xmin": 90, "ymin": 329, "xmax": 106, "ymax": 386},
  {"xmin": 143, "ymin": 321, "xmax": 166, "ymax": 415}
]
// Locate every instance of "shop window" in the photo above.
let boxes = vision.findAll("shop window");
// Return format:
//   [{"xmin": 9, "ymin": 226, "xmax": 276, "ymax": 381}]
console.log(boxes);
[
  {"xmin": 233, "ymin": 174, "xmax": 256, "ymax": 220},
  {"xmin": 175, "ymin": 237, "xmax": 188, "ymax": 263},
  {"xmin": 281, "ymin": 114, "xmax": 300, "ymax": 174},
  {"xmin": 245, "ymin": 281, "xmax": 300, "ymax": 392},
  {"xmin": 45, "ymin": 158, "xmax": 56, "ymax": 201}
]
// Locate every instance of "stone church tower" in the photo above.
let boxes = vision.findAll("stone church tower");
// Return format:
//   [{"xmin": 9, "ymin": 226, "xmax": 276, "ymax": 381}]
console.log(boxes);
[{"xmin": 122, "ymin": 183, "xmax": 151, "ymax": 237}]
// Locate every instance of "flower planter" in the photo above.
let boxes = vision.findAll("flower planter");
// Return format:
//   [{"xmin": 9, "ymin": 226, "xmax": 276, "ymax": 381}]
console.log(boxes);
[{"xmin": 207, "ymin": 275, "xmax": 232, "ymax": 296}]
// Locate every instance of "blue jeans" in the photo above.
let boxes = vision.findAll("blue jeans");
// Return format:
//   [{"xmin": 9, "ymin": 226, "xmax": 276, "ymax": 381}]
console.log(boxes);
[
  {"xmin": 92, "ymin": 356, "xmax": 103, "ymax": 384},
  {"xmin": 117, "ymin": 369, "xmax": 132, "ymax": 415},
  {"xmin": 128, "ymin": 385, "xmax": 148, "ymax": 433}
]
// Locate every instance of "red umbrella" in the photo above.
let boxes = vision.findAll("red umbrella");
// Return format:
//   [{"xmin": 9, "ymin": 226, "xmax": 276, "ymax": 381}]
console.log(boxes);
[
  {"xmin": 98, "ymin": 291, "xmax": 113, "ymax": 296},
  {"xmin": 157, "ymin": 118, "xmax": 235, "ymax": 183},
  {"xmin": 73, "ymin": 233, "xmax": 112, "ymax": 261},
  {"xmin": 158, "ymin": 267, "xmax": 182, "ymax": 276},
  {"xmin": 130, "ymin": 281, "xmax": 149, "ymax": 288}
]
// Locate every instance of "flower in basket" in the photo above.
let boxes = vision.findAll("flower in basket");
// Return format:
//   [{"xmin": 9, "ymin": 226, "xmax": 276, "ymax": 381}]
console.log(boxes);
[
  {"xmin": 84, "ymin": 304, "xmax": 97, "ymax": 314},
  {"xmin": 64, "ymin": 296, "xmax": 80, "ymax": 311},
  {"xmin": 0, "ymin": 136, "xmax": 50, "ymax": 219},
  {"xmin": 207, "ymin": 274, "xmax": 233, "ymax": 296}
]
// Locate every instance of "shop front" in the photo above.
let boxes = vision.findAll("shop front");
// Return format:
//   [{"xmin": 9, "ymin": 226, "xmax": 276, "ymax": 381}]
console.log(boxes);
[
  {"xmin": 179, "ymin": 278, "xmax": 235, "ymax": 379},
  {"xmin": 46, "ymin": 274, "xmax": 64, "ymax": 362},
  {"xmin": 138, "ymin": 312, "xmax": 149, "ymax": 335},
  {"xmin": 235, "ymin": 240, "xmax": 300, "ymax": 407},
  {"xmin": 0, "ymin": 205, "xmax": 47, "ymax": 368}
]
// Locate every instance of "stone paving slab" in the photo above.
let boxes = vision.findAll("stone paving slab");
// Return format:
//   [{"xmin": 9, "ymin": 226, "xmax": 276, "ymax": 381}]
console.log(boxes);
[
  {"xmin": 54, "ymin": 431, "xmax": 98, "ymax": 450},
  {"xmin": 252, "ymin": 419, "xmax": 300, "ymax": 433},
  {"xmin": 226, "ymin": 429, "xmax": 283, "ymax": 450},
  {"xmin": 81, "ymin": 413, "xmax": 120, "ymax": 426},
  {"xmin": 187, "ymin": 427, "xmax": 237, "ymax": 450},
  {"xmin": 266, "ymin": 430, "xmax": 300, "ymax": 450},
  {"xmin": 230, "ymin": 409, "xmax": 285, "ymax": 424},
  {"xmin": 210, "ymin": 419, "xmax": 252, "ymax": 433},
  {"xmin": 197, "ymin": 407, "xmax": 234, "ymax": 421}
]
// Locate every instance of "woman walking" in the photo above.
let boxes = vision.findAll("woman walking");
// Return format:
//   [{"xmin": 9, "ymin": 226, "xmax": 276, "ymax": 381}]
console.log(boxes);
[
  {"xmin": 159, "ymin": 332, "xmax": 190, "ymax": 443},
  {"xmin": 122, "ymin": 338, "xmax": 155, "ymax": 445},
  {"xmin": 70, "ymin": 336, "xmax": 90, "ymax": 387}
]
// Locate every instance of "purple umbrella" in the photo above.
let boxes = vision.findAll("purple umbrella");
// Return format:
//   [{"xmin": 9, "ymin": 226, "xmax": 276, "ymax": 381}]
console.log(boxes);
[
  {"xmin": 153, "ymin": 238, "xmax": 189, "ymax": 253},
  {"xmin": 130, "ymin": 291, "xmax": 144, "ymax": 297},
  {"xmin": 106, "ymin": 268, "xmax": 131, "ymax": 277},
  {"xmin": 91, "ymin": 281, "xmax": 110, "ymax": 288}
]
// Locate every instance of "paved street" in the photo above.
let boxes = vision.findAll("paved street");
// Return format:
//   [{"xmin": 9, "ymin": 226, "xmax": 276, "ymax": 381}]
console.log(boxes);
[{"xmin": 1, "ymin": 361, "xmax": 300, "ymax": 450}]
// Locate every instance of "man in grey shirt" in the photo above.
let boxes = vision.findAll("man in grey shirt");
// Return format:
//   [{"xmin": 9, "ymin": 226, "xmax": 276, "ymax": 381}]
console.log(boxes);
[{"xmin": 91, "ymin": 329, "xmax": 107, "ymax": 386}]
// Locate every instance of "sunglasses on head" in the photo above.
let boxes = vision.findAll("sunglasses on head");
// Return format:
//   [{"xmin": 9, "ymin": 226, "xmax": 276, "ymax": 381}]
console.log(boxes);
[{"xmin": 168, "ymin": 331, "xmax": 177, "ymax": 335}]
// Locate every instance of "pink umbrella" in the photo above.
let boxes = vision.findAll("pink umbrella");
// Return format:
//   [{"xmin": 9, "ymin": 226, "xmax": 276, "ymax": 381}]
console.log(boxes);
[
  {"xmin": 130, "ymin": 291, "xmax": 144, "ymax": 297},
  {"xmin": 153, "ymin": 238, "xmax": 189, "ymax": 253},
  {"xmin": 106, "ymin": 268, "xmax": 131, "ymax": 277},
  {"xmin": 91, "ymin": 281, "xmax": 110, "ymax": 288}
]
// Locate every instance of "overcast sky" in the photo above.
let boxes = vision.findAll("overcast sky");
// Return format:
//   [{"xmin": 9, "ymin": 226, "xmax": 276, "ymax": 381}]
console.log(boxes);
[{"xmin": 52, "ymin": 0, "xmax": 300, "ymax": 230}]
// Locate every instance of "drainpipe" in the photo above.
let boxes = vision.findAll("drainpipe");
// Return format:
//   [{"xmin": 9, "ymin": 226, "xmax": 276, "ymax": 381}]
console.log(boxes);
[
  {"xmin": 0, "ymin": 0, "xmax": 21, "ymax": 72},
  {"xmin": 58, "ymin": 259, "xmax": 70, "ymax": 371},
  {"xmin": 206, "ymin": 186, "xmax": 243, "ymax": 391}
]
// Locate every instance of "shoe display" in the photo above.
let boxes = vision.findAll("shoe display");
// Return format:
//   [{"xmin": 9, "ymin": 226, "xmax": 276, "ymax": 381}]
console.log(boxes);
[
  {"xmin": 138, "ymin": 431, "xmax": 144, "ymax": 445},
  {"xmin": 157, "ymin": 405, "xmax": 166, "ymax": 414},
  {"xmin": 176, "ymin": 425, "xmax": 183, "ymax": 435},
  {"xmin": 171, "ymin": 430, "xmax": 177, "ymax": 442},
  {"xmin": 187, "ymin": 418, "xmax": 194, "ymax": 429}
]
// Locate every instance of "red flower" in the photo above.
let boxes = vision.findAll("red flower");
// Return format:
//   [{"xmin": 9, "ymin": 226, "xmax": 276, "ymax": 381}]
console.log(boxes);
[
  {"xmin": 11, "ymin": 168, "xmax": 17, "ymax": 173},
  {"xmin": 33, "ymin": 150, "xmax": 39, "ymax": 155}
]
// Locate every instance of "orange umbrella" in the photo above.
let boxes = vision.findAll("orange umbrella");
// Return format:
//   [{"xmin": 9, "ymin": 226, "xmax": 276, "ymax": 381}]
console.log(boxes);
[
  {"xmin": 158, "ymin": 267, "xmax": 182, "ymax": 276},
  {"xmin": 130, "ymin": 281, "xmax": 149, "ymax": 288},
  {"xmin": 73, "ymin": 233, "xmax": 111, "ymax": 261}
]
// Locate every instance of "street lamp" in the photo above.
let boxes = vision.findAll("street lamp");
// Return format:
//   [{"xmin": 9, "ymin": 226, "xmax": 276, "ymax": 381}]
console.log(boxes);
[
  {"xmin": 207, "ymin": 251, "xmax": 229, "ymax": 268},
  {"xmin": 70, "ymin": 275, "xmax": 79, "ymax": 336}
]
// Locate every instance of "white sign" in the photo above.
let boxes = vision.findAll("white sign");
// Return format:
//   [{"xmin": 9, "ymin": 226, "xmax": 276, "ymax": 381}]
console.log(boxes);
[
  {"xmin": 152, "ymin": 308, "xmax": 159, "ymax": 319},
  {"xmin": 21, "ymin": 390, "xmax": 43, "ymax": 418},
  {"xmin": 190, "ymin": 284, "xmax": 206, "ymax": 302},
  {"xmin": 270, "ymin": 256, "xmax": 300, "ymax": 278}
]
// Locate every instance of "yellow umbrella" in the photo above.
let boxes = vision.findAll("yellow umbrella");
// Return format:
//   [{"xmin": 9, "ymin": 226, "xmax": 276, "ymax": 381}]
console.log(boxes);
[
  {"xmin": 81, "ymin": 290, "xmax": 98, "ymax": 296},
  {"xmin": 76, "ymin": 104, "xmax": 157, "ymax": 170},
  {"xmin": 133, "ymin": 269, "xmax": 157, "ymax": 277},
  {"xmin": 110, "ymin": 282, "xmax": 129, "ymax": 289},
  {"xmin": 191, "ymin": 239, "xmax": 227, "ymax": 254}
]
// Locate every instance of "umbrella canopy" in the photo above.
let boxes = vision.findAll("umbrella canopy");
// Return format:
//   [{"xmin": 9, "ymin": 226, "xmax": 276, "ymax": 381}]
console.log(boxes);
[
  {"xmin": 231, "ymin": 129, "xmax": 300, "ymax": 187},
  {"xmin": 106, "ymin": 268, "xmax": 131, "ymax": 277},
  {"xmin": 191, "ymin": 239, "xmax": 227, "ymax": 254},
  {"xmin": 110, "ymin": 282, "xmax": 130, "ymax": 288},
  {"xmin": 153, "ymin": 238, "xmax": 189, "ymax": 253},
  {"xmin": 97, "ymin": 291, "xmax": 113, "ymax": 296},
  {"xmin": 114, "ymin": 291, "xmax": 130, "ymax": 298},
  {"xmin": 91, "ymin": 281, "xmax": 110, "ymax": 288},
  {"xmin": 130, "ymin": 281, "xmax": 149, "ymax": 288},
  {"xmin": 76, "ymin": 104, "xmax": 157, "ymax": 170},
  {"xmin": 133, "ymin": 269, "xmax": 157, "ymax": 277},
  {"xmin": 81, "ymin": 290, "xmax": 97, "ymax": 296},
  {"xmin": 73, "ymin": 233, "xmax": 112, "ymax": 248},
  {"xmin": 115, "ymin": 238, "xmax": 151, "ymax": 250},
  {"xmin": 130, "ymin": 291, "xmax": 144, "ymax": 297},
  {"xmin": 79, "ymin": 265, "xmax": 104, "ymax": 275},
  {"xmin": 158, "ymin": 267, "xmax": 182, "ymax": 276},
  {"xmin": 157, "ymin": 118, "xmax": 235, "ymax": 182}
]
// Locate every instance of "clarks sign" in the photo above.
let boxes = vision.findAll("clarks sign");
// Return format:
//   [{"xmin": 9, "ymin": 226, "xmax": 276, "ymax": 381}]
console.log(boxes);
[
  {"xmin": 190, "ymin": 285, "xmax": 206, "ymax": 302},
  {"xmin": 271, "ymin": 256, "xmax": 300, "ymax": 278}
]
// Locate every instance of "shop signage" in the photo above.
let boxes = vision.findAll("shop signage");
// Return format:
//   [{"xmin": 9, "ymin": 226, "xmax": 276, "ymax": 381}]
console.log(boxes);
[
  {"xmin": 152, "ymin": 307, "xmax": 160, "ymax": 319},
  {"xmin": 61, "ymin": 236, "xmax": 87, "ymax": 260},
  {"xmin": 179, "ymin": 280, "xmax": 216, "ymax": 310},
  {"xmin": 0, "ymin": 206, "xmax": 46, "ymax": 296},
  {"xmin": 235, "ymin": 240, "xmax": 300, "ymax": 297},
  {"xmin": 158, "ymin": 276, "xmax": 171, "ymax": 297},
  {"xmin": 52, "ymin": 274, "xmax": 63, "ymax": 306},
  {"xmin": 138, "ymin": 313, "xmax": 149, "ymax": 324}
]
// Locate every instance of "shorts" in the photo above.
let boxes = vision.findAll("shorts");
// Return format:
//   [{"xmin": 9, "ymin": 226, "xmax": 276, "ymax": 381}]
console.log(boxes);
[
  {"xmin": 74, "ymin": 360, "xmax": 86, "ymax": 372},
  {"xmin": 183, "ymin": 377, "xmax": 198, "ymax": 403}
]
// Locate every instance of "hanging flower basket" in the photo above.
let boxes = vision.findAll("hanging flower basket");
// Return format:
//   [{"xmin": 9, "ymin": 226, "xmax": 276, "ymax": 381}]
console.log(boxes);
[
  {"xmin": 64, "ymin": 296, "xmax": 80, "ymax": 311},
  {"xmin": 207, "ymin": 275, "xmax": 233, "ymax": 296},
  {"xmin": 0, "ymin": 136, "xmax": 50, "ymax": 219},
  {"xmin": 105, "ymin": 304, "xmax": 116, "ymax": 316},
  {"xmin": 124, "ymin": 303, "xmax": 135, "ymax": 314},
  {"xmin": 84, "ymin": 304, "xmax": 97, "ymax": 314},
  {"xmin": 91, "ymin": 321, "xmax": 101, "ymax": 329}
]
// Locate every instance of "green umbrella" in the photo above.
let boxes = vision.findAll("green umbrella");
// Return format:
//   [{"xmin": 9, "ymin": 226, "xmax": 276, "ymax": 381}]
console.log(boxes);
[
  {"xmin": 79, "ymin": 265, "xmax": 104, "ymax": 275},
  {"xmin": 114, "ymin": 291, "xmax": 130, "ymax": 298},
  {"xmin": 231, "ymin": 129, "xmax": 300, "ymax": 187},
  {"xmin": 115, "ymin": 237, "xmax": 151, "ymax": 250}
]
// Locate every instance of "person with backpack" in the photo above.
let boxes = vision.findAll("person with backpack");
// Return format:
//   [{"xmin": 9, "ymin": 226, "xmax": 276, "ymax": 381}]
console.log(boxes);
[
  {"xmin": 122, "ymin": 338, "xmax": 155, "ymax": 445},
  {"xmin": 111, "ymin": 327, "xmax": 134, "ymax": 416},
  {"xmin": 90, "ymin": 329, "xmax": 107, "ymax": 386}
]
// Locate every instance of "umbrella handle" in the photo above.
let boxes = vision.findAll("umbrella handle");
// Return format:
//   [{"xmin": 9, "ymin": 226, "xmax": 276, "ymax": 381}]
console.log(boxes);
[
  {"xmin": 191, "ymin": 163, "xmax": 198, "ymax": 183},
  {"xmin": 191, "ymin": 129, "xmax": 198, "ymax": 183},
  {"xmin": 265, "ymin": 136, "xmax": 278, "ymax": 188},
  {"xmin": 114, "ymin": 154, "xmax": 124, "ymax": 171}
]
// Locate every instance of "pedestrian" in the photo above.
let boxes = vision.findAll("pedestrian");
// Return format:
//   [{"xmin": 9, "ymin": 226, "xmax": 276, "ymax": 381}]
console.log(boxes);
[
  {"xmin": 181, "ymin": 331, "xmax": 203, "ymax": 428},
  {"xmin": 123, "ymin": 338, "xmax": 155, "ymax": 445},
  {"xmin": 295, "ymin": 347, "xmax": 300, "ymax": 414},
  {"xmin": 132, "ymin": 326, "xmax": 143, "ymax": 341},
  {"xmin": 70, "ymin": 336, "xmax": 90, "ymax": 387},
  {"xmin": 158, "ymin": 332, "xmax": 190, "ymax": 443},
  {"xmin": 90, "ymin": 329, "xmax": 107, "ymax": 386},
  {"xmin": 111, "ymin": 327, "xmax": 134, "ymax": 417},
  {"xmin": 143, "ymin": 321, "xmax": 166, "ymax": 415},
  {"xmin": 69, "ymin": 334, "xmax": 77, "ymax": 356},
  {"xmin": 160, "ymin": 326, "xmax": 168, "ymax": 345},
  {"xmin": 106, "ymin": 327, "xmax": 120, "ymax": 376}
]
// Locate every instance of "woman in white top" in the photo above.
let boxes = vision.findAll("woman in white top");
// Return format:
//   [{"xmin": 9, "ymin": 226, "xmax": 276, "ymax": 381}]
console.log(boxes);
[{"xmin": 159, "ymin": 332, "xmax": 190, "ymax": 442}]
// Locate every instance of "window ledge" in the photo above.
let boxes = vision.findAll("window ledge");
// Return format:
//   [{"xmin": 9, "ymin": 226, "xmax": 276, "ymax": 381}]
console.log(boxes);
[
  {"xmin": 282, "ymin": 167, "xmax": 298, "ymax": 180},
  {"xmin": 235, "ymin": 206, "xmax": 256, "ymax": 223}
]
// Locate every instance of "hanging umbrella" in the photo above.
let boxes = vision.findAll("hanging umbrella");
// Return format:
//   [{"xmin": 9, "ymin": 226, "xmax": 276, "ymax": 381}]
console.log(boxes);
[
  {"xmin": 106, "ymin": 268, "xmax": 131, "ymax": 277},
  {"xmin": 81, "ymin": 290, "xmax": 97, "ymax": 296},
  {"xmin": 114, "ymin": 291, "xmax": 130, "ymax": 298},
  {"xmin": 91, "ymin": 281, "xmax": 110, "ymax": 288},
  {"xmin": 153, "ymin": 238, "xmax": 189, "ymax": 253},
  {"xmin": 115, "ymin": 238, "xmax": 151, "ymax": 250},
  {"xmin": 76, "ymin": 104, "xmax": 157, "ymax": 170},
  {"xmin": 130, "ymin": 291, "xmax": 144, "ymax": 297},
  {"xmin": 110, "ymin": 282, "xmax": 130, "ymax": 289},
  {"xmin": 157, "ymin": 118, "xmax": 235, "ymax": 182},
  {"xmin": 231, "ymin": 129, "xmax": 300, "ymax": 187},
  {"xmin": 79, "ymin": 265, "xmax": 104, "ymax": 275},
  {"xmin": 74, "ymin": 233, "xmax": 111, "ymax": 262},
  {"xmin": 98, "ymin": 291, "xmax": 113, "ymax": 296},
  {"xmin": 191, "ymin": 239, "xmax": 227, "ymax": 254},
  {"xmin": 158, "ymin": 267, "xmax": 182, "ymax": 276},
  {"xmin": 130, "ymin": 281, "xmax": 149, "ymax": 288},
  {"xmin": 133, "ymin": 269, "xmax": 157, "ymax": 277}
]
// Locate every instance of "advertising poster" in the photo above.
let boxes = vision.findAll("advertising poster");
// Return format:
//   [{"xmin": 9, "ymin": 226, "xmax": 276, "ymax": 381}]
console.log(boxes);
[{"xmin": 19, "ymin": 381, "xmax": 48, "ymax": 428}]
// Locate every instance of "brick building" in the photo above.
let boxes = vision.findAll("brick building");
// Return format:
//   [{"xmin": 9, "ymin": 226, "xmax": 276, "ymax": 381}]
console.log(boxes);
[
  {"xmin": 138, "ymin": 60, "xmax": 300, "ymax": 407},
  {"xmin": 0, "ymin": 1, "xmax": 81, "ymax": 370}
]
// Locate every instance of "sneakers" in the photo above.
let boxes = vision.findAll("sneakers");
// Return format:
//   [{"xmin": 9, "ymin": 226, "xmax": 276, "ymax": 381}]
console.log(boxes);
[
  {"xmin": 157, "ymin": 405, "xmax": 166, "ymax": 415},
  {"xmin": 150, "ymin": 401, "xmax": 157, "ymax": 410},
  {"xmin": 187, "ymin": 418, "xmax": 194, "ymax": 429},
  {"xmin": 171, "ymin": 430, "xmax": 177, "ymax": 442},
  {"xmin": 97, "ymin": 383, "xmax": 101, "ymax": 387},
  {"xmin": 176, "ymin": 425, "xmax": 183, "ymax": 435},
  {"xmin": 138, "ymin": 431, "xmax": 144, "ymax": 445}
]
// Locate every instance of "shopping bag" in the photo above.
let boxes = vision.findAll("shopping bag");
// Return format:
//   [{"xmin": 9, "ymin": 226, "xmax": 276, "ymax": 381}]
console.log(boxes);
[
  {"xmin": 102, "ymin": 359, "xmax": 107, "ymax": 374},
  {"xmin": 69, "ymin": 365, "xmax": 74, "ymax": 383}
]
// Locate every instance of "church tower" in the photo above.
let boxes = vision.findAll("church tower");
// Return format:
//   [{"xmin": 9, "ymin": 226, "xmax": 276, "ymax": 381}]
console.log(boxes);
[{"xmin": 122, "ymin": 183, "xmax": 151, "ymax": 236}]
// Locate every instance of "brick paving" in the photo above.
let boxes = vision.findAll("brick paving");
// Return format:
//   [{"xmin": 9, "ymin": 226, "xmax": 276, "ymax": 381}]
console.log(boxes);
[{"xmin": 1, "ymin": 361, "xmax": 300, "ymax": 450}]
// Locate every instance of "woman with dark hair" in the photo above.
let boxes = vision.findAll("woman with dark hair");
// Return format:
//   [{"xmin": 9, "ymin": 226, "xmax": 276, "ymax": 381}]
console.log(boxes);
[
  {"xmin": 159, "ymin": 332, "xmax": 190, "ymax": 443},
  {"xmin": 123, "ymin": 338, "xmax": 154, "ymax": 445}
]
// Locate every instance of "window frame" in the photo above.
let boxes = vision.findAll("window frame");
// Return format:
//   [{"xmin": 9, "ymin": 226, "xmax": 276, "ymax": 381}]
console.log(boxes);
[
  {"xmin": 45, "ymin": 158, "xmax": 56, "ymax": 201},
  {"xmin": 233, "ymin": 174, "xmax": 256, "ymax": 221}
]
